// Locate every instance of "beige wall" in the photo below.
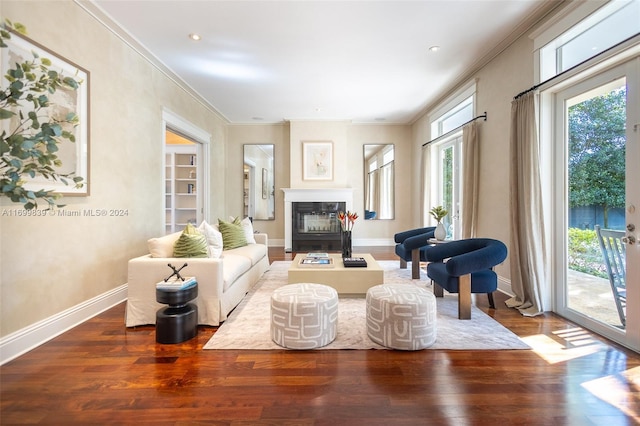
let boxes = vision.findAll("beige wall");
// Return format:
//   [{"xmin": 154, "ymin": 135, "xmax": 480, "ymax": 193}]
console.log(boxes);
[{"xmin": 0, "ymin": 1, "xmax": 228, "ymax": 336}]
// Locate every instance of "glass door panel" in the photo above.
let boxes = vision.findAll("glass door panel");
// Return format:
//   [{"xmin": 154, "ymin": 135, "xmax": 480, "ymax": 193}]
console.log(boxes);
[{"xmin": 555, "ymin": 58, "xmax": 639, "ymax": 352}]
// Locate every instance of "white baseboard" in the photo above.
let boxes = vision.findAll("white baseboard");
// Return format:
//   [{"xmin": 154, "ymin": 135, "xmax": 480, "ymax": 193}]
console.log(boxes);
[
  {"xmin": 0, "ymin": 285, "xmax": 127, "ymax": 366},
  {"xmin": 497, "ymin": 276, "xmax": 514, "ymax": 297}
]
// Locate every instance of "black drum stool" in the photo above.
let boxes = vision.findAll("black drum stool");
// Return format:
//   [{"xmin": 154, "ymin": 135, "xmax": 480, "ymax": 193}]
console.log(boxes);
[{"xmin": 155, "ymin": 283, "xmax": 198, "ymax": 344}]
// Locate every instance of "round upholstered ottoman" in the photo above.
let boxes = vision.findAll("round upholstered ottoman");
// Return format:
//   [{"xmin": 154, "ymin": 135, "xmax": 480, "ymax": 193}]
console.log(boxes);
[
  {"xmin": 366, "ymin": 284, "xmax": 437, "ymax": 350},
  {"xmin": 270, "ymin": 283, "xmax": 339, "ymax": 349}
]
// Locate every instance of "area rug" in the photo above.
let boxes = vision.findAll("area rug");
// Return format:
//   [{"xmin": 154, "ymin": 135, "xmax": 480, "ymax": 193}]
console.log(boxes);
[{"xmin": 204, "ymin": 261, "xmax": 530, "ymax": 350}]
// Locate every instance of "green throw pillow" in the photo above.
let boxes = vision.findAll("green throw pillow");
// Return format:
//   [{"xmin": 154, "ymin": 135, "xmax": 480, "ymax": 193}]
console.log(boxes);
[
  {"xmin": 173, "ymin": 223, "xmax": 209, "ymax": 258},
  {"xmin": 218, "ymin": 217, "xmax": 248, "ymax": 250}
]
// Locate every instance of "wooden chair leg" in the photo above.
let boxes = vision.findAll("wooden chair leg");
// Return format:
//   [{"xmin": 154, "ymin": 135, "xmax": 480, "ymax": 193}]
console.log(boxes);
[
  {"xmin": 411, "ymin": 249, "xmax": 420, "ymax": 279},
  {"xmin": 487, "ymin": 292, "xmax": 495, "ymax": 309},
  {"xmin": 433, "ymin": 280, "xmax": 443, "ymax": 298},
  {"xmin": 458, "ymin": 274, "xmax": 471, "ymax": 320},
  {"xmin": 400, "ymin": 258, "xmax": 407, "ymax": 269}
]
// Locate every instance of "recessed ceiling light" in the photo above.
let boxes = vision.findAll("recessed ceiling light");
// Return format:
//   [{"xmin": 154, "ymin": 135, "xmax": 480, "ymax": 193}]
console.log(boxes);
[
  {"xmin": 375, "ymin": 118, "xmax": 386, "ymax": 122},
  {"xmin": 252, "ymin": 117, "xmax": 264, "ymax": 121},
  {"xmin": 189, "ymin": 33, "xmax": 202, "ymax": 41},
  {"xmin": 429, "ymin": 46, "xmax": 440, "ymax": 52}
]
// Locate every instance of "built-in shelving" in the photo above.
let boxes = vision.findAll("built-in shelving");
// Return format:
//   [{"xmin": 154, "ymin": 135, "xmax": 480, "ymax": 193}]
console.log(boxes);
[{"xmin": 165, "ymin": 145, "xmax": 198, "ymax": 234}]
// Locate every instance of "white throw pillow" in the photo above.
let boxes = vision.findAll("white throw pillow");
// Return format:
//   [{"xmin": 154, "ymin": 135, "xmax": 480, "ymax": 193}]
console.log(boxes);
[
  {"xmin": 148, "ymin": 232, "xmax": 181, "ymax": 258},
  {"xmin": 198, "ymin": 220, "xmax": 223, "ymax": 258},
  {"xmin": 240, "ymin": 216, "xmax": 257, "ymax": 244}
]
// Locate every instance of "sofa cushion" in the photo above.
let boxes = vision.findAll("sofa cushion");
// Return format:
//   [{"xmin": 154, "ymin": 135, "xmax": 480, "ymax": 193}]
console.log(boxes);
[
  {"xmin": 221, "ymin": 253, "xmax": 252, "ymax": 292},
  {"xmin": 219, "ymin": 218, "xmax": 248, "ymax": 250},
  {"xmin": 240, "ymin": 216, "xmax": 257, "ymax": 244},
  {"xmin": 198, "ymin": 220, "xmax": 223, "ymax": 258},
  {"xmin": 148, "ymin": 232, "xmax": 182, "ymax": 258},
  {"xmin": 226, "ymin": 243, "xmax": 267, "ymax": 266},
  {"xmin": 173, "ymin": 223, "xmax": 209, "ymax": 258}
]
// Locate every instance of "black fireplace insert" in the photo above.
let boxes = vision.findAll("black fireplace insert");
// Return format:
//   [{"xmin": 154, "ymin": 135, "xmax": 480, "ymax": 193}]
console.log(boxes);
[{"xmin": 292, "ymin": 201, "xmax": 345, "ymax": 252}]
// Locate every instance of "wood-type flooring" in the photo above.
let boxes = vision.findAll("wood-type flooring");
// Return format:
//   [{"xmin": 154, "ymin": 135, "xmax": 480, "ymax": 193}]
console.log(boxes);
[{"xmin": 1, "ymin": 246, "xmax": 639, "ymax": 425}]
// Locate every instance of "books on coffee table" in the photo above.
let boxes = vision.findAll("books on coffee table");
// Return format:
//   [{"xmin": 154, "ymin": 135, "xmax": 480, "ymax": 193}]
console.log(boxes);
[
  {"xmin": 343, "ymin": 257, "xmax": 368, "ymax": 267},
  {"xmin": 299, "ymin": 257, "xmax": 334, "ymax": 267}
]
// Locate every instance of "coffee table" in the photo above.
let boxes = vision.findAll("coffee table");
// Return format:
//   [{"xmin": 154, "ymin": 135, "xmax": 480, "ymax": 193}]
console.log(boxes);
[{"xmin": 288, "ymin": 253, "xmax": 384, "ymax": 295}]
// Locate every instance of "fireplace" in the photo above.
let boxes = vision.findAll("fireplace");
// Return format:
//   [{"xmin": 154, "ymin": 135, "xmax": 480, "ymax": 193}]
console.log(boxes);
[
  {"xmin": 292, "ymin": 202, "xmax": 345, "ymax": 251},
  {"xmin": 282, "ymin": 188, "xmax": 354, "ymax": 252}
]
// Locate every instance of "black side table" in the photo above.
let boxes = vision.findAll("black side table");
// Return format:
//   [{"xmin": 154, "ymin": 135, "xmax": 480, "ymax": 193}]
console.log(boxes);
[{"xmin": 155, "ymin": 283, "xmax": 198, "ymax": 344}]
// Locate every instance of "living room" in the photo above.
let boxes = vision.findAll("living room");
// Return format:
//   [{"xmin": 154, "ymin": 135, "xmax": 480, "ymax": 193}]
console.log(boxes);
[
  {"xmin": 2, "ymin": 0, "xmax": 640, "ymax": 423},
  {"xmin": 0, "ymin": 0, "xmax": 546, "ymax": 357},
  {"xmin": 2, "ymin": 0, "xmax": 640, "ymax": 357}
]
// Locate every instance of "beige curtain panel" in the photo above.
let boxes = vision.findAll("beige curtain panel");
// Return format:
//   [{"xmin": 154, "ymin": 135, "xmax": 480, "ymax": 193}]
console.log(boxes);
[
  {"xmin": 461, "ymin": 121, "xmax": 479, "ymax": 239},
  {"xmin": 507, "ymin": 92, "xmax": 546, "ymax": 317}
]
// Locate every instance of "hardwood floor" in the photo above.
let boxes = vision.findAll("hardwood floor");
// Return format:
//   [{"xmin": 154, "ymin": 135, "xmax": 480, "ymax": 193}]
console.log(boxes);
[{"xmin": 2, "ymin": 247, "xmax": 639, "ymax": 425}]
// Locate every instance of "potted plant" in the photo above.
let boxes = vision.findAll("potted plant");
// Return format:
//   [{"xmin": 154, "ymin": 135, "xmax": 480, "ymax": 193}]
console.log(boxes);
[{"xmin": 429, "ymin": 206, "xmax": 448, "ymax": 241}]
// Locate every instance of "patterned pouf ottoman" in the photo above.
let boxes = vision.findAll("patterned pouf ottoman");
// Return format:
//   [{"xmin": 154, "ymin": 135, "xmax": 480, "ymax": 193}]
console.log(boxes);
[
  {"xmin": 271, "ymin": 283, "xmax": 339, "ymax": 349},
  {"xmin": 366, "ymin": 284, "xmax": 437, "ymax": 350}
]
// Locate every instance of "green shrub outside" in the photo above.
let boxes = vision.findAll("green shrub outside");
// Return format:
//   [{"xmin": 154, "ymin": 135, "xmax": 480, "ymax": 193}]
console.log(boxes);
[{"xmin": 568, "ymin": 228, "xmax": 607, "ymax": 278}]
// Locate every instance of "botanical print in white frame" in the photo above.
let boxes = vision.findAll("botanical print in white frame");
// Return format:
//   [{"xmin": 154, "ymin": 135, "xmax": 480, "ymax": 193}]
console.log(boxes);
[
  {"xmin": 1, "ymin": 31, "xmax": 90, "ymax": 196},
  {"xmin": 302, "ymin": 141, "xmax": 333, "ymax": 181}
]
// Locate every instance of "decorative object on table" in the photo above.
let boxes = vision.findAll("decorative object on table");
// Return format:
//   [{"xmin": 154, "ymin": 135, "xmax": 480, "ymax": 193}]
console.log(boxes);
[
  {"xmin": 0, "ymin": 21, "xmax": 89, "ymax": 208},
  {"xmin": 163, "ymin": 263, "xmax": 188, "ymax": 282},
  {"xmin": 429, "ymin": 206, "xmax": 448, "ymax": 241},
  {"xmin": 338, "ymin": 211, "xmax": 358, "ymax": 258},
  {"xmin": 343, "ymin": 257, "xmax": 367, "ymax": 267}
]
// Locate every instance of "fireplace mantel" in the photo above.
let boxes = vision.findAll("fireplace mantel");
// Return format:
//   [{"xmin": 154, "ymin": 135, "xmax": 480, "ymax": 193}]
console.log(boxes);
[{"xmin": 282, "ymin": 188, "xmax": 354, "ymax": 252}]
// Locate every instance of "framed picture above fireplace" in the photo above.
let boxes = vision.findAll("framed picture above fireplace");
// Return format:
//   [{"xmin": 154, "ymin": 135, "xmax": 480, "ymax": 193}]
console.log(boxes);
[{"xmin": 302, "ymin": 141, "xmax": 333, "ymax": 181}]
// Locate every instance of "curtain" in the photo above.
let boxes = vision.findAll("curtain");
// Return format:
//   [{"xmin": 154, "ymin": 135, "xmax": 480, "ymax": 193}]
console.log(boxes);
[
  {"xmin": 369, "ymin": 169, "xmax": 379, "ymax": 214},
  {"xmin": 379, "ymin": 162, "xmax": 394, "ymax": 219},
  {"xmin": 507, "ymin": 92, "xmax": 546, "ymax": 317},
  {"xmin": 461, "ymin": 121, "xmax": 479, "ymax": 238},
  {"xmin": 421, "ymin": 144, "xmax": 432, "ymax": 225}
]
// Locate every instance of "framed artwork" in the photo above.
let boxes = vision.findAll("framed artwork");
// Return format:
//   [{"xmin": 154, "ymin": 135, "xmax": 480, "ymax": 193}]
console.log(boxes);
[
  {"xmin": 1, "ymin": 31, "xmax": 90, "ymax": 196},
  {"xmin": 302, "ymin": 141, "xmax": 333, "ymax": 181},
  {"xmin": 262, "ymin": 168, "xmax": 268, "ymax": 199}
]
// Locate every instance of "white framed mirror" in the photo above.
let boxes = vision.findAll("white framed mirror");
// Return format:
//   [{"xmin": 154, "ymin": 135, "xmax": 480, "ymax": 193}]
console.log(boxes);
[
  {"xmin": 363, "ymin": 144, "xmax": 395, "ymax": 220},
  {"xmin": 243, "ymin": 144, "xmax": 275, "ymax": 220}
]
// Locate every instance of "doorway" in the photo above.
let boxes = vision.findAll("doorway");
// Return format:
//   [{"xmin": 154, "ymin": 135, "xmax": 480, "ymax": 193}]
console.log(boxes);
[
  {"xmin": 162, "ymin": 110, "xmax": 210, "ymax": 234},
  {"xmin": 553, "ymin": 59, "xmax": 639, "ymax": 351}
]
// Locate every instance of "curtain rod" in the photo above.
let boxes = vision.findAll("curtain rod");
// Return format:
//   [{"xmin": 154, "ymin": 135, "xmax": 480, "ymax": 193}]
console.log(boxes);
[
  {"xmin": 422, "ymin": 112, "xmax": 487, "ymax": 147},
  {"xmin": 514, "ymin": 33, "xmax": 639, "ymax": 100}
]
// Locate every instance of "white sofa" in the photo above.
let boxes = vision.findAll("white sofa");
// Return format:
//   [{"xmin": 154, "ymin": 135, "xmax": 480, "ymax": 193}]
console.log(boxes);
[{"xmin": 126, "ymin": 233, "xmax": 269, "ymax": 327}]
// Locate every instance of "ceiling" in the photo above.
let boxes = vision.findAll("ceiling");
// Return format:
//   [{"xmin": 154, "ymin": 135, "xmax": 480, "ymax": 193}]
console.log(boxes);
[{"xmin": 89, "ymin": 0, "xmax": 562, "ymax": 124}]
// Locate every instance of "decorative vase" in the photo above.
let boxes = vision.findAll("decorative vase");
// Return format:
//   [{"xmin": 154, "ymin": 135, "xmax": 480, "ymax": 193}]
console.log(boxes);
[
  {"xmin": 435, "ymin": 222, "xmax": 446, "ymax": 241},
  {"xmin": 341, "ymin": 230, "xmax": 352, "ymax": 258}
]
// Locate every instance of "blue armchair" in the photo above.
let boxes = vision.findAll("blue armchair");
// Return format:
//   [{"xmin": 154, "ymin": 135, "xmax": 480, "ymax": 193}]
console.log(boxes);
[
  {"xmin": 394, "ymin": 227, "xmax": 436, "ymax": 279},
  {"xmin": 425, "ymin": 238, "xmax": 507, "ymax": 319}
]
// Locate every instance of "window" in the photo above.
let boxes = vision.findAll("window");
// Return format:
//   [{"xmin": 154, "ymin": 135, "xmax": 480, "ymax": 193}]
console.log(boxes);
[
  {"xmin": 426, "ymin": 86, "xmax": 475, "ymax": 238},
  {"xmin": 538, "ymin": 0, "xmax": 639, "ymax": 81}
]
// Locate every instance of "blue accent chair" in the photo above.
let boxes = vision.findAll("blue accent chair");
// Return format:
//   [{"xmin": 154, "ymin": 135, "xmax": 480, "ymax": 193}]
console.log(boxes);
[
  {"xmin": 394, "ymin": 227, "xmax": 436, "ymax": 279},
  {"xmin": 425, "ymin": 238, "xmax": 507, "ymax": 319}
]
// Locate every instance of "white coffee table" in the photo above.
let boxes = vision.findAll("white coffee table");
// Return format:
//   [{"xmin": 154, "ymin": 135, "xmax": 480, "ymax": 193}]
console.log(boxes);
[{"xmin": 288, "ymin": 253, "xmax": 384, "ymax": 295}]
